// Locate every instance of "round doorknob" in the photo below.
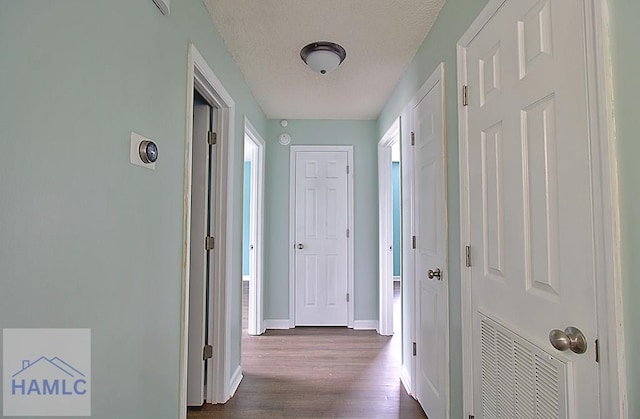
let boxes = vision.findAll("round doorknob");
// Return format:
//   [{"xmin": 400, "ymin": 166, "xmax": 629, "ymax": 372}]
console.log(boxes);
[
  {"xmin": 549, "ymin": 326, "xmax": 587, "ymax": 354},
  {"xmin": 297, "ymin": 243, "xmax": 304, "ymax": 250}
]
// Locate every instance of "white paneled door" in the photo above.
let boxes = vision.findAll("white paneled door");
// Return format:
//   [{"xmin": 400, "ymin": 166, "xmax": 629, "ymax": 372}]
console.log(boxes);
[
  {"xmin": 293, "ymin": 148, "xmax": 350, "ymax": 326},
  {"xmin": 412, "ymin": 65, "xmax": 448, "ymax": 419},
  {"xmin": 461, "ymin": 0, "xmax": 600, "ymax": 417}
]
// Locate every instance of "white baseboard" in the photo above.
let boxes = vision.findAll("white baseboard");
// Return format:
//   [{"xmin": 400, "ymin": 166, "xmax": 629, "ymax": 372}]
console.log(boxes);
[
  {"xmin": 378, "ymin": 324, "xmax": 394, "ymax": 336},
  {"xmin": 264, "ymin": 319, "xmax": 291, "ymax": 330},
  {"xmin": 227, "ymin": 365, "xmax": 243, "ymax": 399},
  {"xmin": 353, "ymin": 320, "xmax": 378, "ymax": 330},
  {"xmin": 400, "ymin": 364, "xmax": 414, "ymax": 398},
  {"xmin": 265, "ymin": 319, "xmax": 379, "ymax": 330}
]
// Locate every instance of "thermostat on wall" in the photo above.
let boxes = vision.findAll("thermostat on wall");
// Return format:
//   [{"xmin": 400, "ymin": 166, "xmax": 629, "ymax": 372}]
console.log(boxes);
[
  {"xmin": 278, "ymin": 133, "xmax": 292, "ymax": 146},
  {"xmin": 130, "ymin": 132, "xmax": 158, "ymax": 170}
]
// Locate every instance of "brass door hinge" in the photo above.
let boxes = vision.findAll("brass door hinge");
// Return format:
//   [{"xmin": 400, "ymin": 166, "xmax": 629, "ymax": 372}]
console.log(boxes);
[
  {"xmin": 208, "ymin": 131, "xmax": 217, "ymax": 145},
  {"xmin": 465, "ymin": 245, "xmax": 471, "ymax": 267},
  {"xmin": 203, "ymin": 344, "xmax": 213, "ymax": 360}
]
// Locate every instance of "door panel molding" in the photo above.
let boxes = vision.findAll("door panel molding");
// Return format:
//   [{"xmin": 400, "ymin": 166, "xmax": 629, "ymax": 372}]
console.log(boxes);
[
  {"xmin": 457, "ymin": 1, "xmax": 625, "ymax": 417},
  {"xmin": 289, "ymin": 146, "xmax": 354, "ymax": 328}
]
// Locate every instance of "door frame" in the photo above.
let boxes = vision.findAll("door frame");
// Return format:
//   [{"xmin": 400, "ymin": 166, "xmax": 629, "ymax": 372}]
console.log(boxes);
[
  {"xmin": 288, "ymin": 145, "xmax": 355, "ymax": 328},
  {"xmin": 456, "ymin": 1, "xmax": 625, "ymax": 417},
  {"xmin": 179, "ymin": 43, "xmax": 237, "ymax": 417},
  {"xmin": 378, "ymin": 118, "xmax": 401, "ymax": 336},
  {"xmin": 244, "ymin": 117, "xmax": 265, "ymax": 336}
]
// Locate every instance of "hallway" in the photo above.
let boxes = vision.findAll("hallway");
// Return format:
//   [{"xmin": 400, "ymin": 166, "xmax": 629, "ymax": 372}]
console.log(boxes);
[{"xmin": 187, "ymin": 283, "xmax": 426, "ymax": 418}]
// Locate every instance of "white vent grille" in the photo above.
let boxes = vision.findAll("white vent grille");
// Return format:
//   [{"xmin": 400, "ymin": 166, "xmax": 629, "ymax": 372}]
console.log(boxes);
[{"xmin": 480, "ymin": 315, "xmax": 568, "ymax": 419}]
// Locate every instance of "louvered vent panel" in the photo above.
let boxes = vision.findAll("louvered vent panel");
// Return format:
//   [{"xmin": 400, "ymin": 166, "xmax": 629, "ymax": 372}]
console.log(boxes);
[
  {"xmin": 481, "ymin": 320, "xmax": 498, "ymax": 419},
  {"xmin": 479, "ymin": 315, "xmax": 568, "ymax": 419},
  {"xmin": 496, "ymin": 331, "xmax": 515, "ymax": 418},
  {"xmin": 514, "ymin": 342, "xmax": 536, "ymax": 418}
]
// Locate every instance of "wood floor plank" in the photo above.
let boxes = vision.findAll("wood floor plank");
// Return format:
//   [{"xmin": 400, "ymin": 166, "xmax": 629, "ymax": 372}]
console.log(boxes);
[{"xmin": 187, "ymin": 282, "xmax": 426, "ymax": 418}]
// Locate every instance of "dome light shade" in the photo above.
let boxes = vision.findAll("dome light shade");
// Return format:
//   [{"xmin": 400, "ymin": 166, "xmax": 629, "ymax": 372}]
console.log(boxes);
[{"xmin": 300, "ymin": 41, "xmax": 346, "ymax": 75}]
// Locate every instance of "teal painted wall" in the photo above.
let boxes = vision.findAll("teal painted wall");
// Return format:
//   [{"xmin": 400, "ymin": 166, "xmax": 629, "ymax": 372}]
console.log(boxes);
[
  {"xmin": 0, "ymin": 1, "xmax": 266, "ymax": 417},
  {"xmin": 609, "ymin": 0, "xmax": 640, "ymax": 416},
  {"xmin": 243, "ymin": 162, "xmax": 252, "ymax": 276},
  {"xmin": 378, "ymin": 1, "xmax": 491, "ymax": 418},
  {"xmin": 392, "ymin": 162, "xmax": 401, "ymax": 277},
  {"xmin": 263, "ymin": 120, "xmax": 379, "ymax": 322}
]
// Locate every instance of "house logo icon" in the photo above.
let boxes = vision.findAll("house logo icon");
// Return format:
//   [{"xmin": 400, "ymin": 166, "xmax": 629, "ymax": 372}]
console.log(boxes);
[
  {"xmin": 11, "ymin": 356, "xmax": 88, "ymax": 396},
  {"xmin": 3, "ymin": 328, "xmax": 91, "ymax": 416}
]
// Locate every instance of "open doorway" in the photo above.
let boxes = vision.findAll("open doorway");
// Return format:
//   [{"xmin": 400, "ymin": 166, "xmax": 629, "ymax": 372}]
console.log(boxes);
[
  {"xmin": 186, "ymin": 89, "xmax": 217, "ymax": 407},
  {"xmin": 242, "ymin": 118, "xmax": 265, "ymax": 336},
  {"xmin": 378, "ymin": 118, "xmax": 401, "ymax": 337},
  {"xmin": 180, "ymin": 43, "xmax": 237, "ymax": 416}
]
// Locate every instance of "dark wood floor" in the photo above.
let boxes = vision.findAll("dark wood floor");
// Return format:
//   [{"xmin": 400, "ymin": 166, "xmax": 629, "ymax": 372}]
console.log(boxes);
[{"xmin": 188, "ymin": 282, "xmax": 426, "ymax": 419}]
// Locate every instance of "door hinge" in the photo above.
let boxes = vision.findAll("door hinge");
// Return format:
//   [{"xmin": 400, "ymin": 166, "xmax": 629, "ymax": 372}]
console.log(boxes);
[
  {"xmin": 412, "ymin": 342, "xmax": 417, "ymax": 356},
  {"xmin": 411, "ymin": 131, "xmax": 415, "ymax": 146},
  {"xmin": 412, "ymin": 235, "xmax": 417, "ymax": 249},
  {"xmin": 346, "ymin": 293, "xmax": 350, "ymax": 302},
  {"xmin": 203, "ymin": 344, "xmax": 213, "ymax": 360},
  {"xmin": 346, "ymin": 165, "xmax": 350, "ymax": 174},
  {"xmin": 469, "ymin": 416, "xmax": 475, "ymax": 419},
  {"xmin": 205, "ymin": 236, "xmax": 215, "ymax": 251},
  {"xmin": 595, "ymin": 338, "xmax": 600, "ymax": 363},
  {"xmin": 462, "ymin": 85, "xmax": 469, "ymax": 107},
  {"xmin": 465, "ymin": 245, "xmax": 472, "ymax": 267},
  {"xmin": 207, "ymin": 131, "xmax": 217, "ymax": 145},
  {"xmin": 346, "ymin": 228, "xmax": 350, "ymax": 238}
]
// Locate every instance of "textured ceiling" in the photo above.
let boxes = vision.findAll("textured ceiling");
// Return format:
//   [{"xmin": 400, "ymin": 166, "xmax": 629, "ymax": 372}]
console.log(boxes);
[{"xmin": 203, "ymin": 0, "xmax": 446, "ymax": 120}]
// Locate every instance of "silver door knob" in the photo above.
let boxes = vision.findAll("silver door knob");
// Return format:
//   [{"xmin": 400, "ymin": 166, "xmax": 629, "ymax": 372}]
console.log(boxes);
[
  {"xmin": 297, "ymin": 243, "xmax": 304, "ymax": 250},
  {"xmin": 427, "ymin": 268, "xmax": 441, "ymax": 280},
  {"xmin": 549, "ymin": 326, "xmax": 587, "ymax": 354}
]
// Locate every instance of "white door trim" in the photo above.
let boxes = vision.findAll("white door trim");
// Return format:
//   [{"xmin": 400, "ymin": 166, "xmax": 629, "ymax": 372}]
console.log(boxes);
[
  {"xmin": 179, "ymin": 43, "xmax": 237, "ymax": 417},
  {"xmin": 456, "ymin": 1, "xmax": 625, "ymax": 417},
  {"xmin": 244, "ymin": 117, "xmax": 265, "ymax": 336},
  {"xmin": 288, "ymin": 145, "xmax": 355, "ymax": 328},
  {"xmin": 378, "ymin": 118, "xmax": 401, "ymax": 336}
]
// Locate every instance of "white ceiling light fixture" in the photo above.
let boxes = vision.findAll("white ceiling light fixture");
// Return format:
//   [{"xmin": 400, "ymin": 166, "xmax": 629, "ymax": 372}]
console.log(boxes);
[{"xmin": 300, "ymin": 41, "xmax": 347, "ymax": 75}]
